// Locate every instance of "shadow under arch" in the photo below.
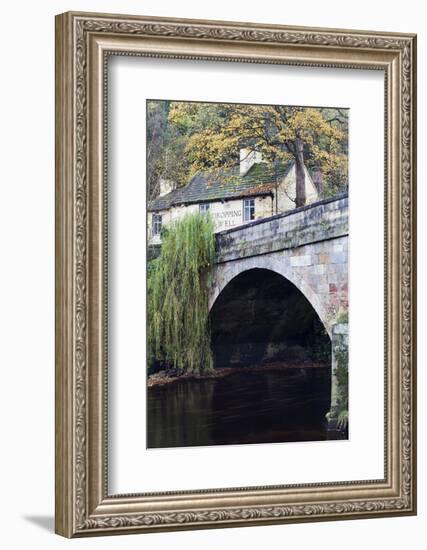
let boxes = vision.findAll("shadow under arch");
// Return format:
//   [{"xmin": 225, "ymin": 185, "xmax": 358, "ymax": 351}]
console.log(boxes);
[
  {"xmin": 209, "ymin": 257, "xmax": 331, "ymax": 337},
  {"xmin": 209, "ymin": 267, "xmax": 331, "ymax": 370}
]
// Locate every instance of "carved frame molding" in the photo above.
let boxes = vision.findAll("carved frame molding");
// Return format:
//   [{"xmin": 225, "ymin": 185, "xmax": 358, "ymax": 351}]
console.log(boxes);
[{"xmin": 55, "ymin": 11, "xmax": 416, "ymax": 537}]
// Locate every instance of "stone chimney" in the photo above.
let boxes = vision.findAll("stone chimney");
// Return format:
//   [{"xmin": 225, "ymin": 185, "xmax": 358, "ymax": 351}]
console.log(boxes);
[
  {"xmin": 159, "ymin": 178, "xmax": 174, "ymax": 197},
  {"xmin": 240, "ymin": 148, "xmax": 262, "ymax": 176}
]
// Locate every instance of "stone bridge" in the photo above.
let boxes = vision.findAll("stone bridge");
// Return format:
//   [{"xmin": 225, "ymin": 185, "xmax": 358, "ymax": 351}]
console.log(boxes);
[{"xmin": 209, "ymin": 194, "xmax": 349, "ymax": 425}]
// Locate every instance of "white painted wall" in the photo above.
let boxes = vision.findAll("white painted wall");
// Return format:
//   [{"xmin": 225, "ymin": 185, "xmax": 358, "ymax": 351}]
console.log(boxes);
[
  {"xmin": 0, "ymin": 1, "xmax": 425, "ymax": 549},
  {"xmin": 148, "ymin": 194, "xmax": 274, "ymax": 243}
]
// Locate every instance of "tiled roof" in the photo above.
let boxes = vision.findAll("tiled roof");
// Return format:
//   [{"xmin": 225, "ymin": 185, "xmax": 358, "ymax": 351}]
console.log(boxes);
[{"xmin": 148, "ymin": 161, "xmax": 294, "ymax": 211}]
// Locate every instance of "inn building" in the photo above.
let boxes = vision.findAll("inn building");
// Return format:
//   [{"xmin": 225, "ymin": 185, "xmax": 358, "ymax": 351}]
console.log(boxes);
[{"xmin": 148, "ymin": 149, "xmax": 319, "ymax": 245}]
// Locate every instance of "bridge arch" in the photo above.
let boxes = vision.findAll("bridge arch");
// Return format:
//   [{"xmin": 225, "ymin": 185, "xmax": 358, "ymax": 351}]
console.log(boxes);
[
  {"xmin": 209, "ymin": 266, "xmax": 331, "ymax": 373},
  {"xmin": 209, "ymin": 255, "xmax": 331, "ymax": 337}
]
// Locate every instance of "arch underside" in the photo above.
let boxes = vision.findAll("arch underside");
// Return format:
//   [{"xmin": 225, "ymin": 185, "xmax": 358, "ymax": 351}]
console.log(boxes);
[
  {"xmin": 209, "ymin": 253, "xmax": 331, "ymax": 337},
  {"xmin": 209, "ymin": 266, "xmax": 331, "ymax": 371}
]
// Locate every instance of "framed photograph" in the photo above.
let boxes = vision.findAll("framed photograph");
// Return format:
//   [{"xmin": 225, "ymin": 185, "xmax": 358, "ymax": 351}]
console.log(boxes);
[{"xmin": 55, "ymin": 11, "xmax": 417, "ymax": 537}]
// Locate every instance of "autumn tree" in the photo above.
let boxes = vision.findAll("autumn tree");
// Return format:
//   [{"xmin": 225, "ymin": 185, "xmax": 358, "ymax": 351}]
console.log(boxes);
[
  {"xmin": 147, "ymin": 101, "xmax": 168, "ymax": 200},
  {"xmin": 147, "ymin": 101, "xmax": 195, "ymax": 199},
  {"xmin": 168, "ymin": 103, "xmax": 348, "ymax": 207}
]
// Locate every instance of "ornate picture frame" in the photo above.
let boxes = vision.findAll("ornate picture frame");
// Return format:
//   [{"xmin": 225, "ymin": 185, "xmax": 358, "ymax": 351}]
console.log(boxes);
[{"xmin": 55, "ymin": 11, "xmax": 417, "ymax": 537}]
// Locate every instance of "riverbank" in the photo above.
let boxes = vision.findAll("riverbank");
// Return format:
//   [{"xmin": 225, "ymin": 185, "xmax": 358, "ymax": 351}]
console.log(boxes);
[{"xmin": 147, "ymin": 360, "xmax": 329, "ymax": 388}]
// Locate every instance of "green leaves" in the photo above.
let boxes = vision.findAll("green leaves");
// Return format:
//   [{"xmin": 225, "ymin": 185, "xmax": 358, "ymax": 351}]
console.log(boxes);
[
  {"xmin": 153, "ymin": 101, "xmax": 349, "ymax": 202},
  {"xmin": 147, "ymin": 213, "xmax": 216, "ymax": 374}
]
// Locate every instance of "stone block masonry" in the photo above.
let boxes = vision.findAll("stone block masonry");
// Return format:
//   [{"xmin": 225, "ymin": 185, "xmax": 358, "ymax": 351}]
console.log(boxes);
[
  {"xmin": 212, "ymin": 194, "xmax": 349, "ymax": 334},
  {"xmin": 329, "ymin": 322, "xmax": 349, "ymax": 427},
  {"xmin": 209, "ymin": 194, "xmax": 349, "ymax": 427}
]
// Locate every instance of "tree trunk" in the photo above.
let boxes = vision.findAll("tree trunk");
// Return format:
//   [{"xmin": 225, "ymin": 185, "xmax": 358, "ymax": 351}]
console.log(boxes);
[
  {"xmin": 312, "ymin": 163, "xmax": 324, "ymax": 198},
  {"xmin": 294, "ymin": 138, "xmax": 306, "ymax": 208}
]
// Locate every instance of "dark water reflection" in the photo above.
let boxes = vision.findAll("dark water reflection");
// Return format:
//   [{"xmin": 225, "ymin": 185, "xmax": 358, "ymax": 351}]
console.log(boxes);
[{"xmin": 147, "ymin": 367, "xmax": 335, "ymax": 448}]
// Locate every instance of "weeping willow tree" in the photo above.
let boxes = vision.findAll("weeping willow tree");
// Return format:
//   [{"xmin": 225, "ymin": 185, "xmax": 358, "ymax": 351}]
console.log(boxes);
[{"xmin": 148, "ymin": 213, "xmax": 216, "ymax": 375}]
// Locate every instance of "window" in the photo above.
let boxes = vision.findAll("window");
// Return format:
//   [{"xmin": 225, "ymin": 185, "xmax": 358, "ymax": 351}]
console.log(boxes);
[
  {"xmin": 199, "ymin": 203, "xmax": 210, "ymax": 214},
  {"xmin": 243, "ymin": 198, "xmax": 255, "ymax": 222},
  {"xmin": 152, "ymin": 213, "xmax": 162, "ymax": 235}
]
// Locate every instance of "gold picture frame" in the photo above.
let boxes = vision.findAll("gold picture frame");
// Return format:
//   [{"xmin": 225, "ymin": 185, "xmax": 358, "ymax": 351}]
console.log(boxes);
[{"xmin": 55, "ymin": 11, "xmax": 417, "ymax": 537}]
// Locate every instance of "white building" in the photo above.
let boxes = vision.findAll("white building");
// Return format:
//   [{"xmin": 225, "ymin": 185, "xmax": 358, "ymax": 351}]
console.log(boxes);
[{"xmin": 148, "ymin": 149, "xmax": 318, "ymax": 245}]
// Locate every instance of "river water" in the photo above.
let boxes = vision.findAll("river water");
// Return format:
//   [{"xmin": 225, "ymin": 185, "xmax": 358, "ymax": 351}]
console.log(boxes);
[{"xmin": 147, "ymin": 367, "xmax": 341, "ymax": 449}]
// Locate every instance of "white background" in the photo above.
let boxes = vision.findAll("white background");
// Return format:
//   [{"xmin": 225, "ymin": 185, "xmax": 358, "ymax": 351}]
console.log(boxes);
[
  {"xmin": 109, "ymin": 58, "xmax": 384, "ymax": 493},
  {"xmin": 0, "ymin": 1, "xmax": 424, "ymax": 548}
]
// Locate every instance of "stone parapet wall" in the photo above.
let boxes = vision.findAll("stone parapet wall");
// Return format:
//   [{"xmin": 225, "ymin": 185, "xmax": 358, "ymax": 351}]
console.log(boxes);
[{"xmin": 215, "ymin": 194, "xmax": 348, "ymax": 264}]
